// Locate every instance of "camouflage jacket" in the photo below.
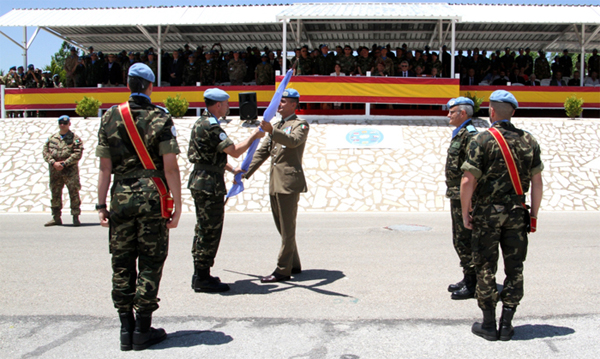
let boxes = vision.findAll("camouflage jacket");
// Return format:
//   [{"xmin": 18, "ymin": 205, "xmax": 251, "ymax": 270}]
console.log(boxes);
[
  {"xmin": 356, "ymin": 56, "xmax": 374, "ymax": 75},
  {"xmin": 200, "ymin": 60, "xmax": 217, "ymax": 86},
  {"xmin": 461, "ymin": 120, "xmax": 544, "ymax": 206},
  {"xmin": 338, "ymin": 55, "xmax": 357, "ymax": 75},
  {"xmin": 64, "ymin": 55, "xmax": 78, "ymax": 75},
  {"xmin": 255, "ymin": 62, "xmax": 273, "ymax": 85},
  {"xmin": 182, "ymin": 63, "xmax": 201, "ymax": 85},
  {"xmin": 295, "ymin": 56, "xmax": 314, "ymax": 75},
  {"xmin": 145, "ymin": 61, "xmax": 158, "ymax": 82},
  {"xmin": 3, "ymin": 73, "xmax": 22, "ymax": 88},
  {"xmin": 375, "ymin": 57, "xmax": 395, "ymax": 76},
  {"xmin": 228, "ymin": 59, "xmax": 247, "ymax": 84},
  {"xmin": 95, "ymin": 95, "xmax": 180, "ymax": 192},
  {"xmin": 315, "ymin": 53, "xmax": 336, "ymax": 75},
  {"xmin": 445, "ymin": 120, "xmax": 478, "ymax": 199},
  {"xmin": 534, "ymin": 58, "xmax": 551, "ymax": 80},
  {"xmin": 187, "ymin": 110, "xmax": 234, "ymax": 196},
  {"xmin": 43, "ymin": 130, "xmax": 83, "ymax": 168}
]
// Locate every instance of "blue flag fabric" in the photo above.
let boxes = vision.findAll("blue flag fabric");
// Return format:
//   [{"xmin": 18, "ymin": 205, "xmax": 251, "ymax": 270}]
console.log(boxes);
[{"xmin": 226, "ymin": 69, "xmax": 294, "ymax": 199}]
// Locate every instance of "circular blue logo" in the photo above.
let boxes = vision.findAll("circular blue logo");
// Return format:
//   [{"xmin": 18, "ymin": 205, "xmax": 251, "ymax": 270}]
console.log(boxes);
[{"xmin": 345, "ymin": 128, "xmax": 384, "ymax": 147}]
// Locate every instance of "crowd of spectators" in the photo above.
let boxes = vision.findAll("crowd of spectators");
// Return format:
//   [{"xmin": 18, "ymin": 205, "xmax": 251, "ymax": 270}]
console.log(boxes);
[{"xmin": 2, "ymin": 43, "xmax": 599, "ymax": 89}]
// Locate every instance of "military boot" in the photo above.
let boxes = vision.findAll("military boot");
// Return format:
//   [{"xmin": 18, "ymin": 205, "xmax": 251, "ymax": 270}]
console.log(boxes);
[
  {"xmin": 498, "ymin": 306, "xmax": 516, "ymax": 341},
  {"xmin": 73, "ymin": 216, "xmax": 81, "ymax": 227},
  {"xmin": 119, "ymin": 311, "xmax": 135, "ymax": 351},
  {"xmin": 451, "ymin": 274, "xmax": 476, "ymax": 300},
  {"xmin": 471, "ymin": 307, "xmax": 498, "ymax": 341},
  {"xmin": 193, "ymin": 268, "xmax": 230, "ymax": 293},
  {"xmin": 447, "ymin": 275, "xmax": 467, "ymax": 292},
  {"xmin": 132, "ymin": 312, "xmax": 167, "ymax": 351},
  {"xmin": 44, "ymin": 216, "xmax": 62, "ymax": 227}
]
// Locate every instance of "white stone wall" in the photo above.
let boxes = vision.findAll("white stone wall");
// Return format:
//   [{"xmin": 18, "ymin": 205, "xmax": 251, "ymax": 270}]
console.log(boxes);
[{"xmin": 1, "ymin": 116, "xmax": 599, "ymax": 213}]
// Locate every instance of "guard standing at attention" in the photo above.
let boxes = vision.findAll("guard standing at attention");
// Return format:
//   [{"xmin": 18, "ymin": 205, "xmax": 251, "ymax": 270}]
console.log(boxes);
[
  {"xmin": 96, "ymin": 63, "xmax": 182, "ymax": 351},
  {"xmin": 42, "ymin": 115, "xmax": 83, "ymax": 227},
  {"xmin": 445, "ymin": 97, "xmax": 478, "ymax": 300},
  {"xmin": 461, "ymin": 90, "xmax": 543, "ymax": 341},
  {"xmin": 243, "ymin": 89, "xmax": 310, "ymax": 283},
  {"xmin": 188, "ymin": 88, "xmax": 264, "ymax": 293}
]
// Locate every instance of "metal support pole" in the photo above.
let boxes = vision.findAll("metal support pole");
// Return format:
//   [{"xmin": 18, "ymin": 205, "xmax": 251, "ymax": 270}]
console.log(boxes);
[
  {"xmin": 580, "ymin": 24, "xmax": 585, "ymax": 87},
  {"xmin": 365, "ymin": 71, "xmax": 371, "ymax": 116},
  {"xmin": 438, "ymin": 19, "xmax": 443, "ymax": 61},
  {"xmin": 282, "ymin": 19, "xmax": 287, "ymax": 74},
  {"xmin": 158, "ymin": 25, "xmax": 162, "ymax": 87},
  {"xmin": 451, "ymin": 20, "xmax": 456, "ymax": 78},
  {"xmin": 23, "ymin": 27, "xmax": 27, "ymax": 69},
  {"xmin": 297, "ymin": 19, "xmax": 301, "ymax": 48},
  {"xmin": 1, "ymin": 85, "xmax": 6, "ymax": 119}
]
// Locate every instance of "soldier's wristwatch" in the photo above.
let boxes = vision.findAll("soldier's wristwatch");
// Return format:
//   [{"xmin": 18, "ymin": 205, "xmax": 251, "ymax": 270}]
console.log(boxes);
[{"xmin": 95, "ymin": 204, "xmax": 107, "ymax": 210}]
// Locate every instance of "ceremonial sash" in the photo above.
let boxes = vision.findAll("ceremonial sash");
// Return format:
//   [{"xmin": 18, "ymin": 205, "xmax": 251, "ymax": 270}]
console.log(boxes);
[
  {"xmin": 488, "ymin": 127, "xmax": 536, "ymax": 233},
  {"xmin": 118, "ymin": 102, "xmax": 173, "ymax": 219}
]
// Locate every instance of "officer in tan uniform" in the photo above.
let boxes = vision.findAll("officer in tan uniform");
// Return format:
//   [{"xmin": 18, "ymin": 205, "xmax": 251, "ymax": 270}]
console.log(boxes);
[
  {"xmin": 243, "ymin": 89, "xmax": 309, "ymax": 283},
  {"xmin": 42, "ymin": 116, "xmax": 83, "ymax": 226}
]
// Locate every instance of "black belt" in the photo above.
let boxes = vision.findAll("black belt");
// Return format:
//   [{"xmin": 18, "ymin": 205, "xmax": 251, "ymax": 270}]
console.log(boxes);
[
  {"xmin": 193, "ymin": 163, "xmax": 225, "ymax": 175},
  {"xmin": 114, "ymin": 169, "xmax": 164, "ymax": 181}
]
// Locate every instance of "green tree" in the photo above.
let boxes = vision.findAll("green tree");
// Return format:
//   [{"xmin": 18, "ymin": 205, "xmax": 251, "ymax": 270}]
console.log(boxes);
[{"xmin": 43, "ymin": 41, "xmax": 77, "ymax": 86}]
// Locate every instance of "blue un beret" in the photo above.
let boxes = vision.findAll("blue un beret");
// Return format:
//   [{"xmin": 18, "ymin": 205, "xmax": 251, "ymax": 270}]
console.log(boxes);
[
  {"xmin": 447, "ymin": 97, "xmax": 474, "ymax": 109},
  {"xmin": 204, "ymin": 88, "xmax": 230, "ymax": 101},
  {"xmin": 58, "ymin": 115, "xmax": 70, "ymax": 122},
  {"xmin": 128, "ymin": 63, "xmax": 155, "ymax": 83},
  {"xmin": 282, "ymin": 88, "xmax": 300, "ymax": 99},
  {"xmin": 9, "ymin": 66, "xmax": 16, "ymax": 71},
  {"xmin": 489, "ymin": 90, "xmax": 518, "ymax": 109}
]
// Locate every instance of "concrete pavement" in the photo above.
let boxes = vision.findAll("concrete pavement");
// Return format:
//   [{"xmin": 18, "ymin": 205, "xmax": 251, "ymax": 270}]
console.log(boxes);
[{"xmin": 1, "ymin": 212, "xmax": 599, "ymax": 358}]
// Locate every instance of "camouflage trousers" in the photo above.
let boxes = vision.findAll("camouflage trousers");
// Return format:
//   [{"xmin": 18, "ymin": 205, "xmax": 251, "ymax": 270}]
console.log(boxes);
[
  {"xmin": 471, "ymin": 203, "xmax": 528, "ymax": 310},
  {"xmin": 109, "ymin": 185, "xmax": 169, "ymax": 314},
  {"xmin": 49, "ymin": 166, "xmax": 81, "ymax": 216},
  {"xmin": 450, "ymin": 199, "xmax": 475, "ymax": 277},
  {"xmin": 191, "ymin": 190, "xmax": 225, "ymax": 269}
]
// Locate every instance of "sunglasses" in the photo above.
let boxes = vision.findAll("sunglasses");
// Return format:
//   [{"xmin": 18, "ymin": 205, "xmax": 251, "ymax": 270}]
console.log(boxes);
[{"xmin": 58, "ymin": 121, "xmax": 70, "ymax": 125}]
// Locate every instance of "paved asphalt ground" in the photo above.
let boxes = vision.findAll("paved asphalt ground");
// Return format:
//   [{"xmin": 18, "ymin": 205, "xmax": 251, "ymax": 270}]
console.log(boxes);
[{"xmin": 1, "ymin": 212, "xmax": 599, "ymax": 358}]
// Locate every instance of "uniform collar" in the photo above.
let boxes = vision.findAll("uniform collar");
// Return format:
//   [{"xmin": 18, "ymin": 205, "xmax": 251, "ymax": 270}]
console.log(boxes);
[
  {"xmin": 452, "ymin": 119, "xmax": 472, "ymax": 138},
  {"xmin": 281, "ymin": 114, "xmax": 296, "ymax": 123},
  {"xmin": 491, "ymin": 119, "xmax": 510, "ymax": 127},
  {"xmin": 130, "ymin": 93, "xmax": 152, "ymax": 102}
]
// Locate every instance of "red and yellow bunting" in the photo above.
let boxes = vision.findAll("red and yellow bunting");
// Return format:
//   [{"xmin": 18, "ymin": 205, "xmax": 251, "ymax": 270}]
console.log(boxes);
[{"xmin": 460, "ymin": 86, "xmax": 600, "ymax": 109}]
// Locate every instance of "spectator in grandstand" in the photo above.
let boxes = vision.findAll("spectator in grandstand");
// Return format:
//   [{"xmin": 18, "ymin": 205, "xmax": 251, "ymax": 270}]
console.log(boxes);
[
  {"xmin": 430, "ymin": 67, "xmax": 440, "ymax": 78},
  {"xmin": 372, "ymin": 62, "xmax": 388, "ymax": 77},
  {"xmin": 492, "ymin": 70, "xmax": 509, "ymax": 86},
  {"xmin": 525, "ymin": 73, "xmax": 540, "ymax": 86},
  {"xmin": 550, "ymin": 71, "xmax": 566, "ymax": 86},
  {"xmin": 64, "ymin": 47, "xmax": 78, "ymax": 87},
  {"xmin": 588, "ymin": 49, "xmax": 599, "ymax": 76},
  {"xmin": 52, "ymin": 74, "xmax": 62, "ymax": 88},
  {"xmin": 397, "ymin": 61, "xmax": 414, "ymax": 77},
  {"xmin": 168, "ymin": 50, "xmax": 184, "ymax": 86},
  {"xmin": 376, "ymin": 47, "xmax": 395, "ymax": 76},
  {"xmin": 228, "ymin": 51, "xmax": 247, "ymax": 85},
  {"xmin": 501, "ymin": 47, "xmax": 514, "ymax": 72},
  {"xmin": 357, "ymin": 47, "xmax": 374, "ymax": 76},
  {"xmin": 182, "ymin": 55, "xmax": 200, "ymax": 86},
  {"xmin": 200, "ymin": 51, "xmax": 217, "ymax": 86},
  {"xmin": 103, "ymin": 53, "xmax": 123, "ymax": 86},
  {"xmin": 411, "ymin": 50, "xmax": 425, "ymax": 72},
  {"xmin": 86, "ymin": 52, "xmax": 103, "ymax": 87},
  {"xmin": 255, "ymin": 54, "xmax": 274, "ymax": 85},
  {"xmin": 294, "ymin": 45, "xmax": 313, "ymax": 76},
  {"xmin": 574, "ymin": 54, "xmax": 587, "ymax": 77},
  {"xmin": 24, "ymin": 64, "xmax": 41, "ymax": 88},
  {"xmin": 461, "ymin": 68, "xmax": 479, "ymax": 86},
  {"xmin": 568, "ymin": 71, "xmax": 581, "ymax": 86},
  {"xmin": 121, "ymin": 52, "xmax": 137, "ymax": 85},
  {"xmin": 414, "ymin": 64, "xmax": 425, "ymax": 77},
  {"xmin": 144, "ymin": 52, "xmax": 158, "ymax": 85},
  {"xmin": 75, "ymin": 58, "xmax": 87, "ymax": 88},
  {"xmin": 584, "ymin": 71, "xmax": 599, "ymax": 86},
  {"xmin": 315, "ymin": 44, "xmax": 336, "ymax": 75},
  {"xmin": 559, "ymin": 49, "xmax": 573, "ymax": 77},
  {"xmin": 551, "ymin": 56, "xmax": 562, "ymax": 79},
  {"xmin": 430, "ymin": 52, "xmax": 443, "ymax": 77},
  {"xmin": 509, "ymin": 68, "xmax": 526, "ymax": 85},
  {"xmin": 515, "ymin": 48, "xmax": 529, "ymax": 75},
  {"xmin": 535, "ymin": 51, "xmax": 552, "ymax": 79},
  {"xmin": 338, "ymin": 45, "xmax": 356, "ymax": 76}
]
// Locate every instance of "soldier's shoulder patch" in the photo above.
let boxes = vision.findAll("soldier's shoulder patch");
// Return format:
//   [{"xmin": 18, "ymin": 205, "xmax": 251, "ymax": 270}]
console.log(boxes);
[
  {"xmin": 219, "ymin": 132, "xmax": 228, "ymax": 141},
  {"xmin": 300, "ymin": 124, "xmax": 308, "ymax": 130},
  {"xmin": 209, "ymin": 117, "xmax": 219, "ymax": 126},
  {"xmin": 171, "ymin": 126, "xmax": 177, "ymax": 137},
  {"xmin": 466, "ymin": 125, "xmax": 478, "ymax": 134},
  {"xmin": 155, "ymin": 105, "xmax": 169, "ymax": 114}
]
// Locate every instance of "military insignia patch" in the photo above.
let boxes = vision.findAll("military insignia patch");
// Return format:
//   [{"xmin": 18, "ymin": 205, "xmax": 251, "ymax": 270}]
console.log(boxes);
[
  {"xmin": 171, "ymin": 126, "xmax": 177, "ymax": 137},
  {"xmin": 285, "ymin": 127, "xmax": 291, "ymax": 134},
  {"xmin": 300, "ymin": 124, "xmax": 307, "ymax": 130},
  {"xmin": 219, "ymin": 132, "xmax": 228, "ymax": 141}
]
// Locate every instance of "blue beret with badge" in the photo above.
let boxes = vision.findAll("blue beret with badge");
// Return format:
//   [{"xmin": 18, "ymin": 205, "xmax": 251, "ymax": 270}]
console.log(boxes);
[
  {"xmin": 447, "ymin": 97, "xmax": 474, "ymax": 109},
  {"xmin": 204, "ymin": 88, "xmax": 230, "ymax": 101},
  {"xmin": 9, "ymin": 66, "xmax": 16, "ymax": 71},
  {"xmin": 58, "ymin": 115, "xmax": 70, "ymax": 122},
  {"xmin": 128, "ymin": 63, "xmax": 155, "ymax": 83},
  {"xmin": 489, "ymin": 89, "xmax": 518, "ymax": 109},
  {"xmin": 282, "ymin": 88, "xmax": 300, "ymax": 99}
]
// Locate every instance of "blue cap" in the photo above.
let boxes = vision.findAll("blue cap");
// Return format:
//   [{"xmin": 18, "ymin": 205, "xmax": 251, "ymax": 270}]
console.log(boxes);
[
  {"xmin": 447, "ymin": 97, "xmax": 474, "ymax": 109},
  {"xmin": 489, "ymin": 90, "xmax": 518, "ymax": 109},
  {"xmin": 128, "ymin": 51, "xmax": 134, "ymax": 56},
  {"xmin": 58, "ymin": 115, "xmax": 70, "ymax": 122},
  {"xmin": 128, "ymin": 63, "xmax": 155, "ymax": 83},
  {"xmin": 204, "ymin": 88, "xmax": 230, "ymax": 101},
  {"xmin": 282, "ymin": 88, "xmax": 300, "ymax": 99},
  {"xmin": 70, "ymin": 47, "xmax": 77, "ymax": 51},
  {"xmin": 9, "ymin": 66, "xmax": 16, "ymax": 71},
  {"xmin": 28, "ymin": 64, "xmax": 34, "ymax": 69},
  {"xmin": 53, "ymin": 74, "xmax": 59, "ymax": 78}
]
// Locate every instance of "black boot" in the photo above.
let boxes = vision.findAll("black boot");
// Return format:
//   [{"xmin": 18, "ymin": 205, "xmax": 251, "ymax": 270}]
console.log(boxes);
[
  {"xmin": 451, "ymin": 275, "xmax": 476, "ymax": 300},
  {"xmin": 499, "ymin": 306, "xmax": 516, "ymax": 341},
  {"xmin": 73, "ymin": 215, "xmax": 80, "ymax": 227},
  {"xmin": 471, "ymin": 308, "xmax": 498, "ymax": 341},
  {"xmin": 132, "ymin": 312, "xmax": 167, "ymax": 351},
  {"xmin": 118, "ymin": 311, "xmax": 135, "ymax": 351},
  {"xmin": 448, "ymin": 275, "xmax": 467, "ymax": 292},
  {"xmin": 193, "ymin": 268, "xmax": 230, "ymax": 293}
]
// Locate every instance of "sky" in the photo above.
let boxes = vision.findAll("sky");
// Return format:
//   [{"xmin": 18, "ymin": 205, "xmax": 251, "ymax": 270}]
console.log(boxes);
[{"xmin": 1, "ymin": 0, "xmax": 597, "ymax": 71}]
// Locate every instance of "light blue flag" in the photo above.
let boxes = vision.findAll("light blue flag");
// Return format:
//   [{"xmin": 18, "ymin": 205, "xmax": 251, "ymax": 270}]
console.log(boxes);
[{"xmin": 226, "ymin": 69, "xmax": 294, "ymax": 199}]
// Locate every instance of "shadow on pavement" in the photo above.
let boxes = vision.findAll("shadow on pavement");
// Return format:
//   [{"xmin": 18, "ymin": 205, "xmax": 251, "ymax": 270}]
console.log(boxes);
[
  {"xmin": 222, "ymin": 269, "xmax": 351, "ymax": 298},
  {"xmin": 61, "ymin": 223, "xmax": 101, "ymax": 227},
  {"xmin": 513, "ymin": 324, "xmax": 575, "ymax": 341},
  {"xmin": 152, "ymin": 330, "xmax": 233, "ymax": 349}
]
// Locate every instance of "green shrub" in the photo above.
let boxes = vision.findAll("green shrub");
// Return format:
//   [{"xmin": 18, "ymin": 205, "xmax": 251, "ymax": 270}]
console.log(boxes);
[
  {"xmin": 75, "ymin": 96, "xmax": 102, "ymax": 118},
  {"xmin": 464, "ymin": 92, "xmax": 484, "ymax": 114},
  {"xmin": 564, "ymin": 95, "xmax": 583, "ymax": 119},
  {"xmin": 163, "ymin": 94, "xmax": 189, "ymax": 118}
]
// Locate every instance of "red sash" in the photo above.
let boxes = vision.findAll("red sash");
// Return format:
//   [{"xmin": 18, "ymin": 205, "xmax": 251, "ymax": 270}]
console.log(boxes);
[
  {"xmin": 488, "ymin": 127, "xmax": 536, "ymax": 232},
  {"xmin": 118, "ymin": 102, "xmax": 173, "ymax": 219}
]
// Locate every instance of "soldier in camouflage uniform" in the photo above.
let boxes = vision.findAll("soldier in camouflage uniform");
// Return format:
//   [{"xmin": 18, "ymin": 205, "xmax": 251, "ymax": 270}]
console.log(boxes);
[
  {"xmin": 121, "ymin": 52, "xmax": 137, "ymax": 85},
  {"xmin": 314, "ymin": 45, "xmax": 337, "ymax": 75},
  {"xmin": 445, "ymin": 97, "xmax": 478, "ymax": 301},
  {"xmin": 42, "ymin": 116, "xmax": 83, "ymax": 227},
  {"xmin": 375, "ymin": 48, "xmax": 395, "ymax": 76},
  {"xmin": 338, "ymin": 46, "xmax": 357, "ymax": 75},
  {"xmin": 188, "ymin": 88, "xmax": 264, "ymax": 293},
  {"xmin": 534, "ymin": 50, "xmax": 552, "ymax": 80},
  {"xmin": 200, "ymin": 52, "xmax": 217, "ymax": 86},
  {"xmin": 356, "ymin": 47, "xmax": 374, "ymax": 75},
  {"xmin": 255, "ymin": 54, "xmax": 274, "ymax": 85},
  {"xmin": 145, "ymin": 52, "xmax": 158, "ymax": 85},
  {"xmin": 64, "ymin": 47, "xmax": 78, "ymax": 88},
  {"xmin": 182, "ymin": 55, "xmax": 201, "ymax": 86},
  {"xmin": 461, "ymin": 90, "xmax": 543, "ymax": 342},
  {"xmin": 294, "ymin": 46, "xmax": 314, "ymax": 75},
  {"xmin": 96, "ymin": 63, "xmax": 182, "ymax": 351},
  {"xmin": 228, "ymin": 52, "xmax": 247, "ymax": 85},
  {"xmin": 86, "ymin": 52, "xmax": 104, "ymax": 87}
]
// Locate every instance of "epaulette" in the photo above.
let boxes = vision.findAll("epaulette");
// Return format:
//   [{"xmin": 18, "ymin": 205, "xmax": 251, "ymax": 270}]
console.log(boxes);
[
  {"xmin": 208, "ymin": 117, "xmax": 219, "ymax": 126},
  {"xmin": 466, "ymin": 124, "xmax": 478, "ymax": 134},
  {"xmin": 155, "ymin": 105, "xmax": 169, "ymax": 114}
]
